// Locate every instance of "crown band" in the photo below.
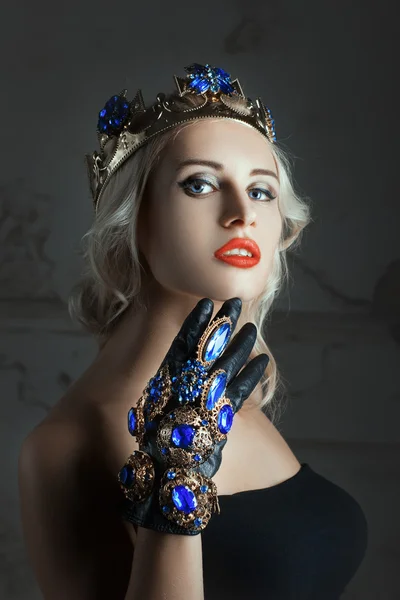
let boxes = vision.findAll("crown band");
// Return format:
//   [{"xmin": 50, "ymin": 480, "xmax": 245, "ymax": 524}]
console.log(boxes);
[{"xmin": 86, "ymin": 63, "xmax": 277, "ymax": 210}]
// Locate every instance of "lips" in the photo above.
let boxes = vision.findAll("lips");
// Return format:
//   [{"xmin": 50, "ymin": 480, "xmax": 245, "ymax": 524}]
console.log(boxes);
[{"xmin": 214, "ymin": 237, "xmax": 261, "ymax": 268}]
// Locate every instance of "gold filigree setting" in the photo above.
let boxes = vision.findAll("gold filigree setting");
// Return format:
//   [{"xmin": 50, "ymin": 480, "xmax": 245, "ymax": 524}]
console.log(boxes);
[{"xmin": 159, "ymin": 468, "xmax": 220, "ymax": 532}]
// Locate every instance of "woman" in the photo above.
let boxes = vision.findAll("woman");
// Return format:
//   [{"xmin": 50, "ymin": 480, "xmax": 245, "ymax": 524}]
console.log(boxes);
[{"xmin": 18, "ymin": 63, "xmax": 368, "ymax": 599}]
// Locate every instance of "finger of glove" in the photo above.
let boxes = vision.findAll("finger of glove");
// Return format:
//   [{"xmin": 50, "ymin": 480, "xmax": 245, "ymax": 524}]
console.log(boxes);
[
  {"xmin": 140, "ymin": 298, "xmax": 216, "ymax": 449},
  {"xmin": 226, "ymin": 353, "xmax": 270, "ymax": 413},
  {"xmin": 160, "ymin": 297, "xmax": 242, "ymax": 371},
  {"xmin": 160, "ymin": 298, "xmax": 214, "ymax": 368},
  {"xmin": 209, "ymin": 322, "xmax": 257, "ymax": 385}
]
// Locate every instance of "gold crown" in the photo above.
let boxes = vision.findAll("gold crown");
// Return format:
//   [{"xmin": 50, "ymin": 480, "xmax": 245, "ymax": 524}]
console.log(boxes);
[{"xmin": 86, "ymin": 63, "xmax": 277, "ymax": 210}]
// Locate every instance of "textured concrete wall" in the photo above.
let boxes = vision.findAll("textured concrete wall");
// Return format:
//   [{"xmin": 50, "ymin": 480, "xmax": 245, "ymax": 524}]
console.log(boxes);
[{"xmin": 1, "ymin": 0, "xmax": 399, "ymax": 598}]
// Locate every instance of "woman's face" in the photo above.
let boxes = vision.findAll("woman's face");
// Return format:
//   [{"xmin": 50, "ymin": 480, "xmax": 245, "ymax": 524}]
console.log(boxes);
[{"xmin": 138, "ymin": 119, "xmax": 282, "ymax": 304}]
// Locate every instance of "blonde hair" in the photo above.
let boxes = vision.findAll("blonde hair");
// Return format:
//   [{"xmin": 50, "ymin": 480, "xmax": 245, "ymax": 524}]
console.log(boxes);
[{"xmin": 69, "ymin": 91, "xmax": 312, "ymax": 423}]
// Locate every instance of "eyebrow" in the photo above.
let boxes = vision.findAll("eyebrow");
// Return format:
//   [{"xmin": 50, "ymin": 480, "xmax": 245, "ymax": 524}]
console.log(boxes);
[{"xmin": 175, "ymin": 159, "xmax": 279, "ymax": 181}]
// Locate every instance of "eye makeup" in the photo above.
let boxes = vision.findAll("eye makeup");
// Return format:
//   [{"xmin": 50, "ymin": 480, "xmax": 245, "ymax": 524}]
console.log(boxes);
[{"xmin": 177, "ymin": 174, "xmax": 278, "ymax": 202}]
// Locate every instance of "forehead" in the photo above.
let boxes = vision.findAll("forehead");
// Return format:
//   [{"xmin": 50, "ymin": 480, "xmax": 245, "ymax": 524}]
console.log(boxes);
[{"xmin": 165, "ymin": 119, "xmax": 277, "ymax": 172}]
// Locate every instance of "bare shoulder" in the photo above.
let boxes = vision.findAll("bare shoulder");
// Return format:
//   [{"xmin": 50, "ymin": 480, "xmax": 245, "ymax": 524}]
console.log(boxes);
[
  {"xmin": 19, "ymin": 389, "xmax": 140, "ymax": 520},
  {"xmin": 18, "ymin": 417, "xmax": 89, "ymax": 501},
  {"xmin": 18, "ymin": 409, "xmax": 136, "ymax": 599},
  {"xmin": 19, "ymin": 404, "xmax": 99, "ymax": 497}
]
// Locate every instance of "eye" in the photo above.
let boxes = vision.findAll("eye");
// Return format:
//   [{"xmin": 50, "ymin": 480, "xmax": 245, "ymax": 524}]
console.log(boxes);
[
  {"xmin": 178, "ymin": 177, "xmax": 215, "ymax": 195},
  {"xmin": 178, "ymin": 176, "xmax": 277, "ymax": 202},
  {"xmin": 248, "ymin": 187, "xmax": 277, "ymax": 201}
]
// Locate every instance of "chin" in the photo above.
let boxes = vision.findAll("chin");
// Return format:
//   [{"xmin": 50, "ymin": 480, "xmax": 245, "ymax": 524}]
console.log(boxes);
[
  {"xmin": 202, "ymin": 282, "xmax": 264, "ymax": 305},
  {"xmin": 158, "ymin": 270, "xmax": 266, "ymax": 306},
  {"xmin": 213, "ymin": 272, "xmax": 267, "ymax": 303}
]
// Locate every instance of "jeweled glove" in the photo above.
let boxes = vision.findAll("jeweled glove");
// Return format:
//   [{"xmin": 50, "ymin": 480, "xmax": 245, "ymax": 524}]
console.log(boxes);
[{"xmin": 117, "ymin": 297, "xmax": 269, "ymax": 535}]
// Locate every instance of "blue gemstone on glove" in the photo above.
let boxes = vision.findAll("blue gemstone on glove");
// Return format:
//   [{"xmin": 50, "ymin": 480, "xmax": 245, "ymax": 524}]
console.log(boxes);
[
  {"xmin": 203, "ymin": 322, "xmax": 231, "ymax": 362},
  {"xmin": 128, "ymin": 408, "xmax": 136, "ymax": 435},
  {"xmin": 148, "ymin": 375, "xmax": 163, "ymax": 402},
  {"xmin": 172, "ymin": 485, "xmax": 198, "ymax": 513},
  {"xmin": 171, "ymin": 424, "xmax": 196, "ymax": 448},
  {"xmin": 206, "ymin": 371, "xmax": 227, "ymax": 410},
  {"xmin": 174, "ymin": 360, "xmax": 209, "ymax": 404},
  {"xmin": 119, "ymin": 465, "xmax": 135, "ymax": 487},
  {"xmin": 218, "ymin": 404, "xmax": 234, "ymax": 434}
]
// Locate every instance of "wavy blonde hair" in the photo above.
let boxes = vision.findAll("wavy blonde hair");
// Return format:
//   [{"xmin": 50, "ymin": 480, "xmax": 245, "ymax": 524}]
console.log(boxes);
[{"xmin": 69, "ymin": 91, "xmax": 312, "ymax": 423}]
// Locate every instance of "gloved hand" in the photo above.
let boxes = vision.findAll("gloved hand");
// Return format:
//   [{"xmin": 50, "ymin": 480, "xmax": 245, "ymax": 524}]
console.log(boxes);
[{"xmin": 117, "ymin": 297, "xmax": 269, "ymax": 535}]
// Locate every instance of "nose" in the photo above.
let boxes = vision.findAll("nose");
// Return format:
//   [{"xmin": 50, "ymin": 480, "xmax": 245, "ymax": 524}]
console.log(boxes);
[{"xmin": 219, "ymin": 184, "xmax": 257, "ymax": 229}]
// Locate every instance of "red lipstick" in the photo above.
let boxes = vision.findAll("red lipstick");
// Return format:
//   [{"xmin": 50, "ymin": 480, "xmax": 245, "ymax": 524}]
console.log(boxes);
[{"xmin": 214, "ymin": 237, "xmax": 261, "ymax": 269}]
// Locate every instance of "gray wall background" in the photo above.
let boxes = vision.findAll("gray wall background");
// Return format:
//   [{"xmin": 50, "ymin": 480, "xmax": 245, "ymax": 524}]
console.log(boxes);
[{"xmin": 1, "ymin": 0, "xmax": 399, "ymax": 598}]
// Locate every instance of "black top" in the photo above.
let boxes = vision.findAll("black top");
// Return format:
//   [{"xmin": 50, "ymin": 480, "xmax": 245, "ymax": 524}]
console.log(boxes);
[{"xmin": 201, "ymin": 463, "xmax": 368, "ymax": 600}]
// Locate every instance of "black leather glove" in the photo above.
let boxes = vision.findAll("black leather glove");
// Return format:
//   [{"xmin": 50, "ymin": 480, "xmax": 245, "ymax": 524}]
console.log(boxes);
[{"xmin": 118, "ymin": 297, "xmax": 269, "ymax": 535}]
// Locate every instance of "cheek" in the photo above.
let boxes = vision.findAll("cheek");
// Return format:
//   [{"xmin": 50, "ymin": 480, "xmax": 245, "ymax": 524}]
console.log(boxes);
[
  {"xmin": 261, "ymin": 207, "xmax": 282, "ymax": 243},
  {"xmin": 144, "ymin": 197, "xmax": 203, "ymax": 271},
  {"xmin": 259, "ymin": 210, "xmax": 282, "ymax": 268}
]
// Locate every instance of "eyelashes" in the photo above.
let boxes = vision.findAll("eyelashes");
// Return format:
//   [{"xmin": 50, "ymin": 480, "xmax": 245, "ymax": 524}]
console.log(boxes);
[{"xmin": 177, "ymin": 176, "xmax": 277, "ymax": 202}]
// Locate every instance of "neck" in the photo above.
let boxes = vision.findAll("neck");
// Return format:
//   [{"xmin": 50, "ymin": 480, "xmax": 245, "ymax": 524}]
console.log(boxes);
[
  {"xmin": 77, "ymin": 278, "xmax": 261, "ymax": 416},
  {"xmin": 92, "ymin": 278, "xmax": 225, "ymax": 388}
]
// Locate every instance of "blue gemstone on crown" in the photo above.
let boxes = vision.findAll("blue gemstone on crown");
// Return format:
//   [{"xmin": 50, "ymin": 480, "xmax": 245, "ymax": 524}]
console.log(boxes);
[
  {"xmin": 194, "ymin": 454, "xmax": 202, "ymax": 462},
  {"xmin": 162, "ymin": 505, "xmax": 170, "ymax": 513},
  {"xmin": 128, "ymin": 408, "xmax": 136, "ymax": 435},
  {"xmin": 194, "ymin": 517, "xmax": 203, "ymax": 527},
  {"xmin": 206, "ymin": 371, "xmax": 227, "ymax": 410},
  {"xmin": 218, "ymin": 404, "xmax": 234, "ymax": 434},
  {"xmin": 203, "ymin": 322, "xmax": 231, "ymax": 363},
  {"xmin": 98, "ymin": 94, "xmax": 130, "ymax": 137},
  {"xmin": 119, "ymin": 464, "xmax": 135, "ymax": 487},
  {"xmin": 171, "ymin": 424, "xmax": 196, "ymax": 448},
  {"xmin": 167, "ymin": 470, "xmax": 176, "ymax": 480},
  {"xmin": 200, "ymin": 485, "xmax": 208, "ymax": 493},
  {"xmin": 265, "ymin": 106, "xmax": 277, "ymax": 141},
  {"xmin": 185, "ymin": 63, "xmax": 235, "ymax": 96},
  {"xmin": 172, "ymin": 485, "xmax": 198, "ymax": 513}
]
